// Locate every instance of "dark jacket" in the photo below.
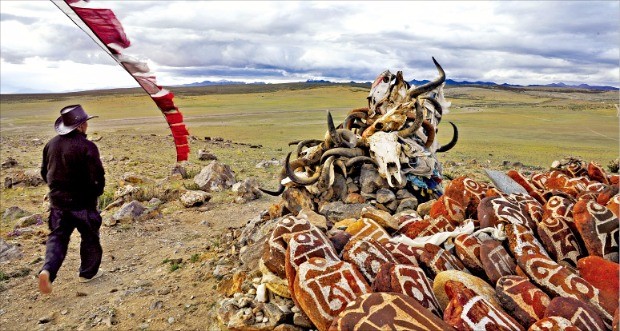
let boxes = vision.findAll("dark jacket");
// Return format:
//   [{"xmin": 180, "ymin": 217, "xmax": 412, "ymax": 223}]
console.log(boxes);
[{"xmin": 41, "ymin": 131, "xmax": 105, "ymax": 210}]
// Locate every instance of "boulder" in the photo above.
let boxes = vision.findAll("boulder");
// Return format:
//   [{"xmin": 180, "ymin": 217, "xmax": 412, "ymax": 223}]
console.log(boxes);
[
  {"xmin": 197, "ymin": 149, "xmax": 218, "ymax": 161},
  {"xmin": 112, "ymin": 200, "xmax": 146, "ymax": 223},
  {"xmin": 194, "ymin": 161, "xmax": 236, "ymax": 192},
  {"xmin": 180, "ymin": 190, "xmax": 212, "ymax": 208},
  {"xmin": 233, "ymin": 178, "xmax": 262, "ymax": 204},
  {"xmin": 0, "ymin": 238, "xmax": 23, "ymax": 262}
]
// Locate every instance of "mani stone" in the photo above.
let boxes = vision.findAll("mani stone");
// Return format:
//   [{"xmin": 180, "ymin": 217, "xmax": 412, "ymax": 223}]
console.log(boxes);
[
  {"xmin": 528, "ymin": 316, "xmax": 580, "ymax": 331},
  {"xmin": 381, "ymin": 241, "xmax": 423, "ymax": 266},
  {"xmin": 416, "ymin": 215, "xmax": 456, "ymax": 238},
  {"xmin": 516, "ymin": 252, "xmax": 614, "ymax": 328},
  {"xmin": 453, "ymin": 233, "xmax": 485, "ymax": 277},
  {"xmin": 344, "ymin": 218, "xmax": 390, "ymax": 244},
  {"xmin": 480, "ymin": 240, "xmax": 516, "ymax": 285},
  {"xmin": 505, "ymin": 223, "xmax": 550, "ymax": 260},
  {"xmin": 263, "ymin": 215, "xmax": 312, "ymax": 278},
  {"xmin": 573, "ymin": 199, "xmax": 619, "ymax": 262},
  {"xmin": 293, "ymin": 258, "xmax": 370, "ymax": 331},
  {"xmin": 577, "ymin": 255, "xmax": 619, "ymax": 314},
  {"xmin": 536, "ymin": 216, "xmax": 583, "ymax": 266},
  {"xmin": 342, "ymin": 238, "xmax": 398, "ymax": 284},
  {"xmin": 432, "ymin": 270, "xmax": 501, "ymax": 311},
  {"xmin": 371, "ymin": 263, "xmax": 442, "ymax": 317},
  {"xmin": 544, "ymin": 297, "xmax": 606, "ymax": 331},
  {"xmin": 443, "ymin": 280, "xmax": 525, "ymax": 331},
  {"xmin": 419, "ymin": 243, "xmax": 468, "ymax": 279},
  {"xmin": 496, "ymin": 275, "xmax": 550, "ymax": 329},
  {"xmin": 328, "ymin": 292, "xmax": 453, "ymax": 331},
  {"xmin": 542, "ymin": 195, "xmax": 575, "ymax": 221},
  {"xmin": 285, "ymin": 228, "xmax": 339, "ymax": 307}
]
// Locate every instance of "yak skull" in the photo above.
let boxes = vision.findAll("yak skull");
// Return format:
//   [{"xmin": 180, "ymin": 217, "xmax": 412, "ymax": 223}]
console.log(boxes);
[{"xmin": 367, "ymin": 131, "xmax": 405, "ymax": 187}]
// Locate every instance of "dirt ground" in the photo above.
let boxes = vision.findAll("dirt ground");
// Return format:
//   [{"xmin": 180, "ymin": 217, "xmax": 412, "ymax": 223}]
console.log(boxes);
[{"xmin": 0, "ymin": 194, "xmax": 278, "ymax": 331}]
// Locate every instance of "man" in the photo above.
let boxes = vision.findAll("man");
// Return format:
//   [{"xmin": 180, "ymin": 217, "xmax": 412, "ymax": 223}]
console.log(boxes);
[{"xmin": 39, "ymin": 105, "xmax": 105, "ymax": 294}]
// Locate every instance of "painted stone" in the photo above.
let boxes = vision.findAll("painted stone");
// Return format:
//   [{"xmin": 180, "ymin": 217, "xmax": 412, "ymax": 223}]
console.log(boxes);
[
  {"xmin": 382, "ymin": 241, "xmax": 423, "ymax": 266},
  {"xmin": 342, "ymin": 238, "xmax": 398, "ymax": 284},
  {"xmin": 430, "ymin": 194, "xmax": 466, "ymax": 225},
  {"xmin": 587, "ymin": 161, "xmax": 610, "ymax": 185},
  {"xmin": 430, "ymin": 177, "xmax": 488, "ymax": 224},
  {"xmin": 542, "ymin": 195, "xmax": 575, "ymax": 221},
  {"xmin": 328, "ymin": 292, "xmax": 454, "ymax": 331},
  {"xmin": 577, "ymin": 256, "xmax": 620, "ymax": 314},
  {"xmin": 433, "ymin": 270, "xmax": 501, "ymax": 311},
  {"xmin": 344, "ymin": 218, "xmax": 391, "ymax": 244},
  {"xmin": 544, "ymin": 297, "xmax": 606, "ymax": 331},
  {"xmin": 597, "ymin": 185, "xmax": 619, "ymax": 206},
  {"xmin": 372, "ymin": 263, "xmax": 442, "ymax": 317},
  {"xmin": 453, "ymin": 233, "xmax": 485, "ymax": 276},
  {"xmin": 417, "ymin": 215, "xmax": 456, "ymax": 238},
  {"xmin": 496, "ymin": 275, "xmax": 550, "ymax": 329},
  {"xmin": 399, "ymin": 218, "xmax": 431, "ymax": 239},
  {"xmin": 328, "ymin": 230, "xmax": 352, "ymax": 254},
  {"xmin": 530, "ymin": 172, "xmax": 549, "ymax": 191},
  {"xmin": 285, "ymin": 228, "xmax": 339, "ymax": 305},
  {"xmin": 573, "ymin": 199, "xmax": 619, "ymax": 262},
  {"xmin": 507, "ymin": 170, "xmax": 546, "ymax": 204},
  {"xmin": 479, "ymin": 194, "xmax": 542, "ymax": 231},
  {"xmin": 263, "ymin": 215, "xmax": 313, "ymax": 277},
  {"xmin": 420, "ymin": 243, "xmax": 468, "ymax": 279},
  {"xmin": 516, "ymin": 252, "xmax": 614, "ymax": 328},
  {"xmin": 536, "ymin": 216, "xmax": 584, "ymax": 266},
  {"xmin": 528, "ymin": 316, "xmax": 580, "ymax": 331},
  {"xmin": 544, "ymin": 170, "xmax": 570, "ymax": 192},
  {"xmin": 294, "ymin": 257, "xmax": 371, "ymax": 331},
  {"xmin": 505, "ymin": 223, "xmax": 550, "ymax": 259},
  {"xmin": 480, "ymin": 240, "xmax": 516, "ymax": 285},
  {"xmin": 443, "ymin": 280, "xmax": 525, "ymax": 331}
]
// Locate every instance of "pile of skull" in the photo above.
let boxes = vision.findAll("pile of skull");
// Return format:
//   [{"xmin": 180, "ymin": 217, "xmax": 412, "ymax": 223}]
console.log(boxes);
[
  {"xmin": 220, "ymin": 59, "xmax": 619, "ymax": 331},
  {"xmin": 260, "ymin": 57, "xmax": 458, "ymax": 217}
]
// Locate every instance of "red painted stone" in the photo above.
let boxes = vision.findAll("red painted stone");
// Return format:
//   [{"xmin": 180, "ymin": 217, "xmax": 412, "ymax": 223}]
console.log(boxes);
[
  {"xmin": 544, "ymin": 297, "xmax": 606, "ymax": 331},
  {"xmin": 536, "ymin": 216, "xmax": 584, "ymax": 266},
  {"xmin": 480, "ymin": 240, "xmax": 516, "ymax": 284},
  {"xmin": 573, "ymin": 199, "xmax": 619, "ymax": 262},
  {"xmin": 454, "ymin": 233, "xmax": 485, "ymax": 276},
  {"xmin": 420, "ymin": 243, "xmax": 468, "ymax": 279},
  {"xmin": 528, "ymin": 316, "xmax": 580, "ymax": 331},
  {"xmin": 264, "ymin": 215, "xmax": 313, "ymax": 277},
  {"xmin": 577, "ymin": 255, "xmax": 619, "ymax": 315},
  {"xmin": 496, "ymin": 275, "xmax": 550, "ymax": 329},
  {"xmin": 342, "ymin": 238, "xmax": 398, "ymax": 284}
]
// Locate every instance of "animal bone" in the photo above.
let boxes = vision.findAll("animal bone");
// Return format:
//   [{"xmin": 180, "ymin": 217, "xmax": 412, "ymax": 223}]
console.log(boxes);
[{"xmin": 367, "ymin": 131, "xmax": 405, "ymax": 188}]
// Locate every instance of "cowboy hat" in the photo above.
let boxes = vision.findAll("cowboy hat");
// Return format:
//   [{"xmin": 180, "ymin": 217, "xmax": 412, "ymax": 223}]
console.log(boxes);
[{"xmin": 54, "ymin": 105, "xmax": 97, "ymax": 135}]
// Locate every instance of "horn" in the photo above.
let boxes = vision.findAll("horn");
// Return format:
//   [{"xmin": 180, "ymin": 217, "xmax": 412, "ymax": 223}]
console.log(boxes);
[
  {"xmin": 294, "ymin": 139, "xmax": 323, "ymax": 158},
  {"xmin": 436, "ymin": 122, "xmax": 458, "ymax": 153},
  {"xmin": 421, "ymin": 120, "xmax": 436, "ymax": 149},
  {"xmin": 334, "ymin": 158, "xmax": 348, "ymax": 177},
  {"xmin": 326, "ymin": 111, "xmax": 342, "ymax": 147},
  {"xmin": 260, "ymin": 185, "xmax": 285, "ymax": 196},
  {"xmin": 320, "ymin": 147, "xmax": 364, "ymax": 163},
  {"xmin": 338, "ymin": 129, "xmax": 358, "ymax": 148},
  {"xmin": 285, "ymin": 152, "xmax": 321, "ymax": 185},
  {"xmin": 419, "ymin": 96, "xmax": 443, "ymax": 119},
  {"xmin": 344, "ymin": 112, "xmax": 367, "ymax": 130},
  {"xmin": 397, "ymin": 100, "xmax": 424, "ymax": 138},
  {"xmin": 344, "ymin": 156, "xmax": 378, "ymax": 168},
  {"xmin": 318, "ymin": 156, "xmax": 336, "ymax": 189},
  {"xmin": 406, "ymin": 57, "xmax": 445, "ymax": 100}
]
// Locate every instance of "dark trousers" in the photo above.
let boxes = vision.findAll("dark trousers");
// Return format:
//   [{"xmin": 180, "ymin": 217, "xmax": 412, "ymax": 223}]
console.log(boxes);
[{"xmin": 42, "ymin": 207, "xmax": 102, "ymax": 282}]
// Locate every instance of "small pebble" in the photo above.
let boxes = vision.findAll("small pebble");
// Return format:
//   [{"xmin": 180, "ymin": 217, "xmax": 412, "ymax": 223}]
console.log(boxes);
[
  {"xmin": 60, "ymin": 309, "xmax": 68, "ymax": 315},
  {"xmin": 76, "ymin": 291, "xmax": 87, "ymax": 297},
  {"xmin": 168, "ymin": 317, "xmax": 175, "ymax": 324}
]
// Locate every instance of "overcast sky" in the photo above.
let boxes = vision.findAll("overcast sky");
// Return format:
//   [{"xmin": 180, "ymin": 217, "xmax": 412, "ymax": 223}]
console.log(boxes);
[{"xmin": 1, "ymin": 1, "xmax": 618, "ymax": 94}]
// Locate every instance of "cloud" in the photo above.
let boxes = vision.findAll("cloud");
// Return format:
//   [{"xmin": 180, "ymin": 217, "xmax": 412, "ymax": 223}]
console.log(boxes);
[{"xmin": 1, "ymin": 1, "xmax": 618, "ymax": 93}]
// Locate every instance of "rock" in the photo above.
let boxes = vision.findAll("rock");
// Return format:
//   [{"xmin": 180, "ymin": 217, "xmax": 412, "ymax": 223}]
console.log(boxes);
[
  {"xmin": 15, "ymin": 213, "xmax": 43, "ymax": 228},
  {"xmin": 293, "ymin": 258, "xmax": 370, "ymax": 331},
  {"xmin": 505, "ymin": 223, "xmax": 550, "ymax": 260},
  {"xmin": 38, "ymin": 314, "xmax": 54, "ymax": 324},
  {"xmin": 1, "ymin": 157, "xmax": 17, "ymax": 168},
  {"xmin": 263, "ymin": 215, "xmax": 312, "ymax": 278},
  {"xmin": 282, "ymin": 187, "xmax": 315, "ymax": 216},
  {"xmin": 416, "ymin": 215, "xmax": 456, "ymax": 237},
  {"xmin": 361, "ymin": 206, "xmax": 398, "ymax": 231},
  {"xmin": 297, "ymin": 208, "xmax": 328, "ymax": 232},
  {"xmin": 2, "ymin": 206, "xmax": 30, "ymax": 221},
  {"xmin": 4, "ymin": 169, "xmax": 45, "ymax": 188},
  {"xmin": 396, "ymin": 197, "xmax": 419, "ymax": 214},
  {"xmin": 443, "ymin": 280, "xmax": 525, "ymax": 331},
  {"xmin": 371, "ymin": 263, "xmax": 442, "ymax": 317},
  {"xmin": 170, "ymin": 163, "xmax": 187, "ymax": 178},
  {"xmin": 536, "ymin": 216, "xmax": 584, "ymax": 266},
  {"xmin": 359, "ymin": 163, "xmax": 388, "ymax": 194},
  {"xmin": 416, "ymin": 199, "xmax": 435, "ymax": 217},
  {"xmin": 382, "ymin": 241, "xmax": 423, "ymax": 266},
  {"xmin": 454, "ymin": 233, "xmax": 485, "ymax": 276},
  {"xmin": 256, "ymin": 283, "xmax": 268, "ymax": 303},
  {"xmin": 342, "ymin": 238, "xmax": 398, "ymax": 284},
  {"xmin": 344, "ymin": 218, "xmax": 390, "ymax": 244},
  {"xmin": 480, "ymin": 239, "xmax": 516, "ymax": 284},
  {"xmin": 573, "ymin": 199, "xmax": 619, "ymax": 262},
  {"xmin": 332, "ymin": 218, "xmax": 356, "ymax": 230},
  {"xmin": 112, "ymin": 200, "xmax": 146, "ymax": 223},
  {"xmin": 328, "ymin": 230, "xmax": 351, "ymax": 253},
  {"xmin": 375, "ymin": 188, "xmax": 396, "ymax": 204},
  {"xmin": 113, "ymin": 184, "xmax": 141, "ymax": 200},
  {"xmin": 273, "ymin": 324, "xmax": 303, "ymax": 331},
  {"xmin": 344, "ymin": 193, "xmax": 365, "ymax": 204},
  {"xmin": 293, "ymin": 312, "xmax": 313, "ymax": 328},
  {"xmin": 329, "ymin": 292, "xmax": 453, "ymax": 330},
  {"xmin": 577, "ymin": 256, "xmax": 619, "ymax": 314},
  {"xmin": 516, "ymin": 252, "xmax": 614, "ymax": 327},
  {"xmin": 542, "ymin": 196, "xmax": 575, "ymax": 221},
  {"xmin": 193, "ymin": 161, "xmax": 236, "ymax": 192},
  {"xmin": 478, "ymin": 193, "xmax": 543, "ymax": 230},
  {"xmin": 180, "ymin": 190, "xmax": 212, "ymax": 208},
  {"xmin": 255, "ymin": 159, "xmax": 281, "ymax": 168},
  {"xmin": 233, "ymin": 178, "xmax": 262, "ymax": 203},
  {"xmin": 197, "ymin": 149, "xmax": 218, "ymax": 161},
  {"xmin": 544, "ymin": 297, "xmax": 606, "ymax": 331},
  {"xmin": 121, "ymin": 172, "xmax": 147, "ymax": 184},
  {"xmin": 0, "ymin": 238, "xmax": 23, "ymax": 262},
  {"xmin": 319, "ymin": 201, "xmax": 371, "ymax": 223},
  {"xmin": 496, "ymin": 275, "xmax": 550, "ymax": 328},
  {"xmin": 433, "ymin": 270, "xmax": 500, "ymax": 311},
  {"xmin": 420, "ymin": 243, "xmax": 468, "ymax": 279},
  {"xmin": 217, "ymin": 271, "xmax": 246, "ymax": 297},
  {"xmin": 528, "ymin": 316, "xmax": 580, "ymax": 331}
]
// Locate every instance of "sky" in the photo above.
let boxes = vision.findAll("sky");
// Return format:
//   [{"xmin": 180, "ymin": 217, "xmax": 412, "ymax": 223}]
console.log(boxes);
[{"xmin": 1, "ymin": 1, "xmax": 618, "ymax": 94}]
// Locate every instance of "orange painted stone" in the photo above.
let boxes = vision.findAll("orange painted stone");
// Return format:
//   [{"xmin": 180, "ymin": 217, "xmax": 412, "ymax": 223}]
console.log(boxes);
[
  {"xmin": 496, "ymin": 275, "xmax": 550, "ymax": 329},
  {"xmin": 342, "ymin": 238, "xmax": 398, "ymax": 284},
  {"xmin": 263, "ymin": 215, "xmax": 313, "ymax": 277},
  {"xmin": 587, "ymin": 161, "xmax": 610, "ymax": 185},
  {"xmin": 544, "ymin": 297, "xmax": 606, "ymax": 331},
  {"xmin": 344, "ymin": 218, "xmax": 390, "ymax": 244},
  {"xmin": 528, "ymin": 316, "xmax": 580, "ymax": 331},
  {"xmin": 573, "ymin": 199, "xmax": 619, "ymax": 262},
  {"xmin": 454, "ymin": 233, "xmax": 485, "ymax": 276},
  {"xmin": 577, "ymin": 255, "xmax": 619, "ymax": 314},
  {"xmin": 420, "ymin": 243, "xmax": 468, "ymax": 279}
]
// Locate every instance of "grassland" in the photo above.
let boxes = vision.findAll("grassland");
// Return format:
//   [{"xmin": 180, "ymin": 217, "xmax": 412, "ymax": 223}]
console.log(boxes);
[{"xmin": 1, "ymin": 83, "xmax": 617, "ymax": 171}]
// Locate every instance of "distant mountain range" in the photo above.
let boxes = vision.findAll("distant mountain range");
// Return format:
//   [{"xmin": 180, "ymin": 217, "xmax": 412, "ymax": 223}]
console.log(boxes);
[{"xmin": 181, "ymin": 79, "xmax": 618, "ymax": 91}]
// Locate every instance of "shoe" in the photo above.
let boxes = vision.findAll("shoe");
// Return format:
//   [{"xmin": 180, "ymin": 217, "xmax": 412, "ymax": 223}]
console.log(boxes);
[
  {"xmin": 38, "ymin": 270, "xmax": 52, "ymax": 294},
  {"xmin": 79, "ymin": 270, "xmax": 104, "ymax": 283}
]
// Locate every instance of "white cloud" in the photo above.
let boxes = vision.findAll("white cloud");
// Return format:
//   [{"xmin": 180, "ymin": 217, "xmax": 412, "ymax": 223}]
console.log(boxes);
[{"xmin": 1, "ymin": 1, "xmax": 618, "ymax": 93}]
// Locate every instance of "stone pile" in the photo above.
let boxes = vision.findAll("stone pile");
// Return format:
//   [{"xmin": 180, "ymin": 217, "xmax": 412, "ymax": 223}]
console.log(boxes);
[{"xmin": 218, "ymin": 157, "xmax": 619, "ymax": 330}]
